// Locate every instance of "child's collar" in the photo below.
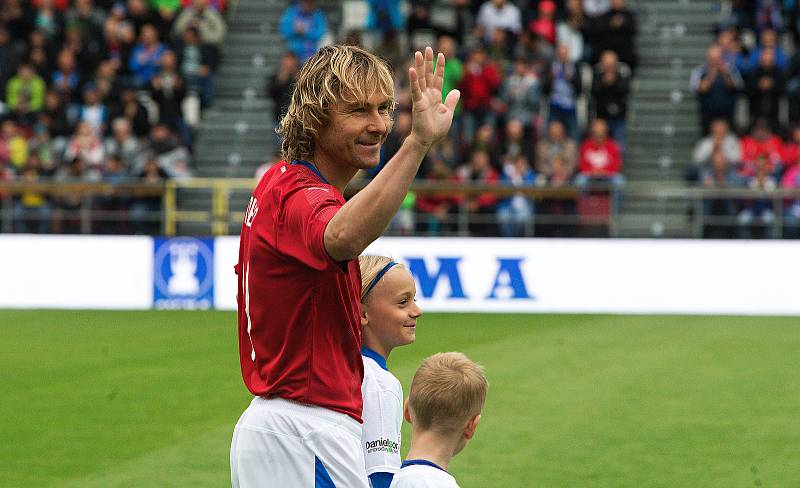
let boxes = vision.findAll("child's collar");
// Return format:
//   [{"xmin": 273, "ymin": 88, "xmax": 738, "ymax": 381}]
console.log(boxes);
[
  {"xmin": 361, "ymin": 346, "xmax": 388, "ymax": 371},
  {"xmin": 400, "ymin": 459, "xmax": 448, "ymax": 473}
]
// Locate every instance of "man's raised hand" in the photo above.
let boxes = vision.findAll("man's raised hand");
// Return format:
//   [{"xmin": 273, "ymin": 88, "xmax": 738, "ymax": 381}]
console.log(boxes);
[{"xmin": 408, "ymin": 46, "xmax": 461, "ymax": 148}]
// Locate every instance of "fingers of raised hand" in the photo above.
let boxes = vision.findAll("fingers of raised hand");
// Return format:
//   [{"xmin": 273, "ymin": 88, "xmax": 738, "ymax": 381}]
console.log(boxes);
[
  {"xmin": 434, "ymin": 52, "xmax": 445, "ymax": 92},
  {"xmin": 443, "ymin": 89, "xmax": 460, "ymax": 113},
  {"xmin": 414, "ymin": 51, "xmax": 426, "ymax": 92},
  {"xmin": 408, "ymin": 67, "xmax": 423, "ymax": 103},
  {"xmin": 424, "ymin": 46, "xmax": 435, "ymax": 93}
]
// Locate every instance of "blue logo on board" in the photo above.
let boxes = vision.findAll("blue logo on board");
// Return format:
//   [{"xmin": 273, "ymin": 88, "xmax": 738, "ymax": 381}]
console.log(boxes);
[{"xmin": 153, "ymin": 237, "xmax": 214, "ymax": 309}]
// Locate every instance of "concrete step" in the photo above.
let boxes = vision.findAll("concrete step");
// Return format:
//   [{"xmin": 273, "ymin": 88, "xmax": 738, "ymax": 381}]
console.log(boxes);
[
  {"xmin": 635, "ymin": 65, "xmax": 697, "ymax": 80},
  {"xmin": 216, "ymin": 64, "xmax": 273, "ymax": 79},
  {"xmin": 214, "ymin": 98, "xmax": 274, "ymax": 112},
  {"xmin": 636, "ymin": 1, "xmax": 719, "ymax": 12},
  {"xmin": 615, "ymin": 213, "xmax": 694, "ymax": 238},
  {"xmin": 224, "ymin": 30, "xmax": 282, "ymax": 43}
]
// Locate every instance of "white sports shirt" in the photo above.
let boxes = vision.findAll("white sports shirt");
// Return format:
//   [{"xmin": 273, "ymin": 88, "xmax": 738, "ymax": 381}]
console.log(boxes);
[
  {"xmin": 361, "ymin": 347, "xmax": 403, "ymax": 482},
  {"xmin": 389, "ymin": 461, "xmax": 460, "ymax": 488}
]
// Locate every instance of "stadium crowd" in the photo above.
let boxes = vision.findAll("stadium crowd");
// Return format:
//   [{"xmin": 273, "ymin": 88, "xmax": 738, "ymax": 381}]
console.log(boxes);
[
  {"xmin": 0, "ymin": 0, "xmax": 228, "ymax": 233},
  {"xmin": 271, "ymin": 0, "xmax": 638, "ymax": 237},
  {"xmin": 690, "ymin": 0, "xmax": 800, "ymax": 238}
]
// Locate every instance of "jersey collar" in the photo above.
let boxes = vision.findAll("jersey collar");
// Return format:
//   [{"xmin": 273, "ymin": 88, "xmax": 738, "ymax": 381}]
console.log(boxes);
[
  {"xmin": 400, "ymin": 459, "xmax": 448, "ymax": 473},
  {"xmin": 361, "ymin": 346, "xmax": 388, "ymax": 371},
  {"xmin": 291, "ymin": 160, "xmax": 330, "ymax": 185}
]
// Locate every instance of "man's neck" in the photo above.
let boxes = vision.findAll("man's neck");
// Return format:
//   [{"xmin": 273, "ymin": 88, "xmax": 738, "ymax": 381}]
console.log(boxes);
[
  {"xmin": 309, "ymin": 156, "xmax": 357, "ymax": 192},
  {"xmin": 404, "ymin": 430, "xmax": 459, "ymax": 471}
]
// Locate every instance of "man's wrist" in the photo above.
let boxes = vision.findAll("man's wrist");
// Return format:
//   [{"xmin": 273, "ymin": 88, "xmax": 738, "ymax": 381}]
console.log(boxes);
[{"xmin": 405, "ymin": 133, "xmax": 433, "ymax": 153}]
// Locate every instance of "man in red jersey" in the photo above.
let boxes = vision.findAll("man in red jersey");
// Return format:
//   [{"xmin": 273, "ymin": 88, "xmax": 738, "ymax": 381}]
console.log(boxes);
[{"xmin": 230, "ymin": 44, "xmax": 459, "ymax": 488}]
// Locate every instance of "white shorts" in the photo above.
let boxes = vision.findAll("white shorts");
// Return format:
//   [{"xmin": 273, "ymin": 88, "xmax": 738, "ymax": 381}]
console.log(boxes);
[{"xmin": 230, "ymin": 396, "xmax": 369, "ymax": 488}]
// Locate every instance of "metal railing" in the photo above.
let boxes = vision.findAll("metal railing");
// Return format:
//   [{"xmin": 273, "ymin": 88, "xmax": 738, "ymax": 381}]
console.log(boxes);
[{"xmin": 2, "ymin": 179, "xmax": 800, "ymax": 238}]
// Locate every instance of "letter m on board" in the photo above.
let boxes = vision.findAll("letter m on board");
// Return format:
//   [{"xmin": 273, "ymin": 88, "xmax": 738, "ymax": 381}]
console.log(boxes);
[
  {"xmin": 406, "ymin": 257, "xmax": 466, "ymax": 298},
  {"xmin": 406, "ymin": 257, "xmax": 466, "ymax": 299}
]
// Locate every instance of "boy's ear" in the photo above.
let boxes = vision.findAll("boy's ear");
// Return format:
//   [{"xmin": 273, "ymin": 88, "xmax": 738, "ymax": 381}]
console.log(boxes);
[
  {"xmin": 403, "ymin": 398, "xmax": 412, "ymax": 423},
  {"xmin": 463, "ymin": 413, "xmax": 481, "ymax": 440},
  {"xmin": 360, "ymin": 308, "xmax": 369, "ymax": 327}
]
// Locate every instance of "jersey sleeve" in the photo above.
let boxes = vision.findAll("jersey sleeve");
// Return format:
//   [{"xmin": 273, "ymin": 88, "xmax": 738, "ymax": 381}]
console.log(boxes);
[
  {"xmin": 278, "ymin": 184, "xmax": 342, "ymax": 270},
  {"xmin": 362, "ymin": 377, "xmax": 403, "ymax": 475}
]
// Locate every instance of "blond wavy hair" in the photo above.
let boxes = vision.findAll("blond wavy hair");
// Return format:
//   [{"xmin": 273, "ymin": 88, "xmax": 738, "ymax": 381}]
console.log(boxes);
[
  {"xmin": 278, "ymin": 45, "xmax": 396, "ymax": 163},
  {"xmin": 409, "ymin": 352, "xmax": 489, "ymax": 434}
]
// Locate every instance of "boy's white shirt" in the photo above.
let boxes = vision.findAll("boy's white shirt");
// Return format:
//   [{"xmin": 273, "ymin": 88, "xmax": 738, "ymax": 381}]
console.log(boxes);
[
  {"xmin": 361, "ymin": 352, "xmax": 403, "ymax": 476},
  {"xmin": 388, "ymin": 463, "xmax": 460, "ymax": 488}
]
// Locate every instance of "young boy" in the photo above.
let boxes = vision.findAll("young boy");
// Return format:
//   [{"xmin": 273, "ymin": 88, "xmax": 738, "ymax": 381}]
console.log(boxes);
[{"xmin": 390, "ymin": 352, "xmax": 489, "ymax": 488}]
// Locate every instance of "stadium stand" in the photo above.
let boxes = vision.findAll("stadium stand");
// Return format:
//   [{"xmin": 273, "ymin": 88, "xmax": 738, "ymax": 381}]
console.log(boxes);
[
  {"xmin": 0, "ymin": 0, "xmax": 229, "ymax": 233},
  {"xmin": 2, "ymin": 0, "xmax": 799, "ymax": 238},
  {"xmin": 686, "ymin": 0, "xmax": 799, "ymax": 238}
]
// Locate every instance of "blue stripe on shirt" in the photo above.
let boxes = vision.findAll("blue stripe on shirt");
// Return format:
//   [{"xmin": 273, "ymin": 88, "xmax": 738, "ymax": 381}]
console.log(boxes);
[
  {"xmin": 315, "ymin": 457, "xmax": 336, "ymax": 487},
  {"xmin": 368, "ymin": 471, "xmax": 394, "ymax": 488}
]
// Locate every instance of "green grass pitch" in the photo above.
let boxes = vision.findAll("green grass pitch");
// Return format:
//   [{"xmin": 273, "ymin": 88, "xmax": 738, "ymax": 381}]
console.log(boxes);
[{"xmin": 2, "ymin": 310, "xmax": 799, "ymax": 487}]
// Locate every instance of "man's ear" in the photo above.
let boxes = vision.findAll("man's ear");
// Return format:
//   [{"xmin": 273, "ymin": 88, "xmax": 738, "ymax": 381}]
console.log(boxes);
[
  {"xmin": 464, "ymin": 414, "xmax": 481, "ymax": 440},
  {"xmin": 360, "ymin": 308, "xmax": 369, "ymax": 327},
  {"xmin": 403, "ymin": 398, "xmax": 412, "ymax": 423}
]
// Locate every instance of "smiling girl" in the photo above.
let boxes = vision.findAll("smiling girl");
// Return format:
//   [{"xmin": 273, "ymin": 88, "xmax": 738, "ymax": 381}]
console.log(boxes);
[{"xmin": 359, "ymin": 255, "xmax": 422, "ymax": 488}]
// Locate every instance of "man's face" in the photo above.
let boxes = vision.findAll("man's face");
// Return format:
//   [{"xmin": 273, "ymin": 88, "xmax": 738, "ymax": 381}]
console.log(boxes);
[
  {"xmin": 314, "ymin": 91, "xmax": 392, "ymax": 171},
  {"xmin": 760, "ymin": 48, "xmax": 775, "ymax": 68},
  {"xmin": 548, "ymin": 120, "xmax": 564, "ymax": 140},
  {"xmin": 557, "ymin": 45, "xmax": 569, "ymax": 62},
  {"xmin": 710, "ymin": 120, "xmax": 728, "ymax": 138},
  {"xmin": 707, "ymin": 46, "xmax": 723, "ymax": 66},
  {"xmin": 438, "ymin": 36, "xmax": 455, "ymax": 58},
  {"xmin": 141, "ymin": 25, "xmax": 157, "ymax": 45},
  {"xmin": 591, "ymin": 120, "xmax": 608, "ymax": 140},
  {"xmin": 600, "ymin": 51, "xmax": 617, "ymax": 72}
]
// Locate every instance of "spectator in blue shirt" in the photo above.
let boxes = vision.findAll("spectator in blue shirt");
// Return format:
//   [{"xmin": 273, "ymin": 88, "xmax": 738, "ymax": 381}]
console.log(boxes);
[
  {"xmin": 367, "ymin": 0, "xmax": 404, "ymax": 34},
  {"xmin": 129, "ymin": 24, "xmax": 166, "ymax": 87},
  {"xmin": 279, "ymin": 0, "xmax": 328, "ymax": 63}
]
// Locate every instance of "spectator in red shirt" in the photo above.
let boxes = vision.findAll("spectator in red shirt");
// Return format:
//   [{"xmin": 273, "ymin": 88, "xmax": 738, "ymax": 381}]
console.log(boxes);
[
  {"xmin": 528, "ymin": 0, "xmax": 556, "ymax": 46},
  {"xmin": 740, "ymin": 118, "xmax": 783, "ymax": 176},
  {"xmin": 578, "ymin": 118, "xmax": 622, "ymax": 177},
  {"xmin": 458, "ymin": 47, "xmax": 501, "ymax": 143},
  {"xmin": 576, "ymin": 118, "xmax": 625, "ymax": 212}
]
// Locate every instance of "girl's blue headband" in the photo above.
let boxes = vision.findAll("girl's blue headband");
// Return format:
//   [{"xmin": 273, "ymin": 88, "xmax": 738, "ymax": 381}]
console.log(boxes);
[{"xmin": 362, "ymin": 261, "xmax": 398, "ymax": 300}]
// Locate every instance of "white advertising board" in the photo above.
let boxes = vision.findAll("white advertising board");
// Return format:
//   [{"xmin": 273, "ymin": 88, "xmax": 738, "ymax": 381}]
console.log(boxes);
[
  {"xmin": 0, "ymin": 235, "xmax": 153, "ymax": 309},
  {"xmin": 215, "ymin": 237, "xmax": 799, "ymax": 315},
  {"xmin": 0, "ymin": 236, "xmax": 797, "ymax": 315}
]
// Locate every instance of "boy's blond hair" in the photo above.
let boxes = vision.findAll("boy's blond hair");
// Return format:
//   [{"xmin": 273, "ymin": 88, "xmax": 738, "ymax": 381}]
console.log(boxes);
[
  {"xmin": 408, "ymin": 352, "xmax": 488, "ymax": 433},
  {"xmin": 278, "ymin": 44, "xmax": 396, "ymax": 163}
]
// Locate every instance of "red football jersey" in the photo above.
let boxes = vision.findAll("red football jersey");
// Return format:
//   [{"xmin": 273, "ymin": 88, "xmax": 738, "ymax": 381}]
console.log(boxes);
[{"xmin": 236, "ymin": 161, "xmax": 364, "ymax": 422}]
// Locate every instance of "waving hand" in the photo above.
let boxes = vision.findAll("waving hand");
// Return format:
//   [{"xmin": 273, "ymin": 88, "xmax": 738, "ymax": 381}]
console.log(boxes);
[{"xmin": 408, "ymin": 46, "xmax": 461, "ymax": 148}]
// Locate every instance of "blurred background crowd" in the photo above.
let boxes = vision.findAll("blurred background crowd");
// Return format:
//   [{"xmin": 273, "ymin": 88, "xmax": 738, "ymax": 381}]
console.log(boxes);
[
  {"xmin": 270, "ymin": 0, "xmax": 639, "ymax": 237},
  {"xmin": 3, "ymin": 0, "xmax": 800, "ymax": 238},
  {"xmin": 690, "ymin": 1, "xmax": 800, "ymax": 238},
  {"xmin": 0, "ymin": 0, "xmax": 228, "ymax": 232}
]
